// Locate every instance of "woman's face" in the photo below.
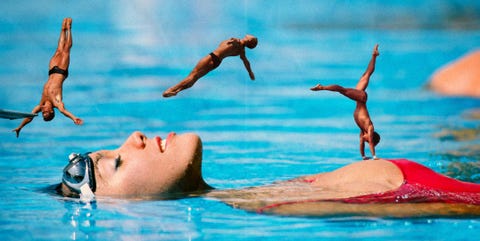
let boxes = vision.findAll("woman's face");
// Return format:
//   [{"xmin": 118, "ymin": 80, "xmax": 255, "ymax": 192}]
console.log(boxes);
[{"xmin": 83, "ymin": 131, "xmax": 205, "ymax": 197}]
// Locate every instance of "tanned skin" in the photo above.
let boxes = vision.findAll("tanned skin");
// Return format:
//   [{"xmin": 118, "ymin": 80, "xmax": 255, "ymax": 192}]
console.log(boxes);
[
  {"xmin": 163, "ymin": 34, "xmax": 258, "ymax": 97},
  {"xmin": 13, "ymin": 18, "xmax": 83, "ymax": 137},
  {"xmin": 311, "ymin": 44, "xmax": 380, "ymax": 159}
]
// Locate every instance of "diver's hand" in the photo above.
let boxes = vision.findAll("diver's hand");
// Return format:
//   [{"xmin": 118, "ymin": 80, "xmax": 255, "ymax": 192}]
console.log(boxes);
[
  {"xmin": 310, "ymin": 84, "xmax": 324, "ymax": 91},
  {"xmin": 73, "ymin": 117, "xmax": 83, "ymax": 125}
]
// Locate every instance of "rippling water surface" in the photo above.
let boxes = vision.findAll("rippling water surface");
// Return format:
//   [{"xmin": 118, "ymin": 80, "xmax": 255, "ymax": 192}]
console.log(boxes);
[{"xmin": 1, "ymin": 1, "xmax": 480, "ymax": 240}]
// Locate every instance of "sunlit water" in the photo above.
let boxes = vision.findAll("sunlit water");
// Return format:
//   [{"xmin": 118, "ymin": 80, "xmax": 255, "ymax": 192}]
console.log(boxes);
[{"xmin": 1, "ymin": 0, "xmax": 480, "ymax": 240}]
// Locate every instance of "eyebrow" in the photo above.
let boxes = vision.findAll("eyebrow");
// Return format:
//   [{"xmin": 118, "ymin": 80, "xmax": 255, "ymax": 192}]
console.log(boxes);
[{"xmin": 93, "ymin": 153, "xmax": 104, "ymax": 181}]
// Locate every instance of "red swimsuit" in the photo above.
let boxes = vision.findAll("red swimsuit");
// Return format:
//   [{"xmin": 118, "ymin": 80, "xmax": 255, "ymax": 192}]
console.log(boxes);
[
  {"xmin": 257, "ymin": 159, "xmax": 480, "ymax": 213},
  {"xmin": 339, "ymin": 159, "xmax": 480, "ymax": 204}
]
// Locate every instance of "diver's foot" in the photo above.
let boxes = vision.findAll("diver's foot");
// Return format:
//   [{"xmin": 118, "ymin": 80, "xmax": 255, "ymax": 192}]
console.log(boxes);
[
  {"xmin": 12, "ymin": 128, "xmax": 20, "ymax": 138},
  {"xmin": 62, "ymin": 18, "xmax": 68, "ymax": 30},
  {"xmin": 373, "ymin": 44, "xmax": 379, "ymax": 57},
  {"xmin": 310, "ymin": 84, "xmax": 324, "ymax": 91},
  {"xmin": 163, "ymin": 80, "xmax": 196, "ymax": 97},
  {"xmin": 162, "ymin": 88, "xmax": 178, "ymax": 98},
  {"xmin": 65, "ymin": 18, "xmax": 72, "ymax": 30}
]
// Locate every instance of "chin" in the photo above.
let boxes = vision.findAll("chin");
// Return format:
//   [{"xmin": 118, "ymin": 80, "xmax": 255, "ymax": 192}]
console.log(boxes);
[
  {"xmin": 185, "ymin": 133, "xmax": 203, "ymax": 162},
  {"xmin": 173, "ymin": 133, "xmax": 203, "ymax": 164},
  {"xmin": 182, "ymin": 134, "xmax": 206, "ymax": 192},
  {"xmin": 166, "ymin": 133, "xmax": 205, "ymax": 193}
]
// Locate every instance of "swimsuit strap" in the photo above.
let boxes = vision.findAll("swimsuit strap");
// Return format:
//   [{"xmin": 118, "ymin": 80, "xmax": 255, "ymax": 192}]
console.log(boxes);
[{"xmin": 49, "ymin": 66, "xmax": 69, "ymax": 78}]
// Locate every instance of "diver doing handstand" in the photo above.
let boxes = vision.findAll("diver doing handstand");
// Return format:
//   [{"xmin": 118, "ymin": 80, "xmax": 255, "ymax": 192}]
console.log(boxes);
[{"xmin": 311, "ymin": 44, "xmax": 380, "ymax": 160}]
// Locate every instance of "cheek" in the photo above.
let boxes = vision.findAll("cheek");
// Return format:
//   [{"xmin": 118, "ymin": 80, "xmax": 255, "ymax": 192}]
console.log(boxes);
[
  {"xmin": 103, "ymin": 146, "xmax": 193, "ymax": 195},
  {"xmin": 127, "ymin": 156, "xmax": 190, "ymax": 194},
  {"xmin": 115, "ymin": 156, "xmax": 171, "ymax": 194},
  {"xmin": 120, "ymin": 165, "xmax": 155, "ymax": 194}
]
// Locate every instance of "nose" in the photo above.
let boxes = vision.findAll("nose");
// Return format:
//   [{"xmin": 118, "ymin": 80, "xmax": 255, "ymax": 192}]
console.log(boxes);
[{"xmin": 127, "ymin": 131, "xmax": 146, "ymax": 149}]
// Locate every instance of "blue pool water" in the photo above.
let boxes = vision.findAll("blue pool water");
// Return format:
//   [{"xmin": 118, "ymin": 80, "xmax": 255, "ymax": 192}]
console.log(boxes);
[{"xmin": 1, "ymin": 0, "xmax": 480, "ymax": 240}]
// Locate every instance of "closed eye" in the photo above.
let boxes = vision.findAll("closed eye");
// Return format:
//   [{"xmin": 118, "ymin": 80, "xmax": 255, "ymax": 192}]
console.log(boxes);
[{"xmin": 115, "ymin": 155, "xmax": 123, "ymax": 170}]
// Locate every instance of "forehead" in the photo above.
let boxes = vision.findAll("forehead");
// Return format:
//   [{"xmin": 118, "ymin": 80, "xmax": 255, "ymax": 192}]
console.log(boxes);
[
  {"xmin": 90, "ymin": 150, "xmax": 112, "ymax": 159},
  {"xmin": 89, "ymin": 151, "xmax": 112, "ymax": 171}
]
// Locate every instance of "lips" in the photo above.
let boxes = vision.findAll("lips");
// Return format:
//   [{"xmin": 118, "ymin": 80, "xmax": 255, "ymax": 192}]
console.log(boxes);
[{"xmin": 155, "ymin": 132, "xmax": 175, "ymax": 152}]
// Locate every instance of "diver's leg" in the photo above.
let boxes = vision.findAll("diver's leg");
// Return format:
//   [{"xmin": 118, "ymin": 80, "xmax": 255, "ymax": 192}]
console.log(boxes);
[
  {"xmin": 58, "ymin": 18, "xmax": 72, "ymax": 68},
  {"xmin": 49, "ymin": 18, "xmax": 69, "ymax": 68},
  {"xmin": 356, "ymin": 44, "xmax": 379, "ymax": 90},
  {"xmin": 311, "ymin": 84, "xmax": 366, "ymax": 102},
  {"xmin": 163, "ymin": 55, "xmax": 216, "ymax": 97},
  {"xmin": 64, "ymin": 18, "xmax": 72, "ymax": 50}
]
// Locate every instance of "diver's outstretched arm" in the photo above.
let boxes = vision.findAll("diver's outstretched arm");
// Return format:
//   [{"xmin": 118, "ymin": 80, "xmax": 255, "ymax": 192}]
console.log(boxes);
[
  {"xmin": 57, "ymin": 102, "xmax": 83, "ymax": 125},
  {"xmin": 240, "ymin": 52, "xmax": 255, "ymax": 80}
]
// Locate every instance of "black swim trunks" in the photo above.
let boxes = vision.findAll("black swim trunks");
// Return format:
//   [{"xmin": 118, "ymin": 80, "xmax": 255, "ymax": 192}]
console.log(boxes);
[
  {"xmin": 48, "ymin": 66, "xmax": 69, "ymax": 78},
  {"xmin": 209, "ymin": 52, "xmax": 221, "ymax": 68}
]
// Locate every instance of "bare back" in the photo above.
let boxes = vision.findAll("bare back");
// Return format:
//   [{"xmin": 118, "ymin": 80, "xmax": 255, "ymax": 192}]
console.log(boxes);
[{"xmin": 213, "ymin": 38, "xmax": 244, "ymax": 59}]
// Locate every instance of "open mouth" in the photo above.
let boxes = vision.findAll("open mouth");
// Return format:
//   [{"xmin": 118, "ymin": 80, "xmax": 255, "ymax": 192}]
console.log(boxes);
[
  {"xmin": 157, "ymin": 132, "xmax": 175, "ymax": 152},
  {"xmin": 160, "ymin": 138, "xmax": 167, "ymax": 151}
]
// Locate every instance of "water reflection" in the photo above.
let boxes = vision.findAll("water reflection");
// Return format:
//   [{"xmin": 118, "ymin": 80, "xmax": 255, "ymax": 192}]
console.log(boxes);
[
  {"xmin": 62, "ymin": 201, "xmax": 97, "ymax": 240},
  {"xmin": 433, "ymin": 108, "xmax": 480, "ymax": 182},
  {"xmin": 61, "ymin": 197, "xmax": 202, "ymax": 240}
]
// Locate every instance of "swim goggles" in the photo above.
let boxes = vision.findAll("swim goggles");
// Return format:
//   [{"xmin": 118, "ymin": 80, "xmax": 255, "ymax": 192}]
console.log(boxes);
[{"xmin": 62, "ymin": 152, "xmax": 96, "ymax": 200}]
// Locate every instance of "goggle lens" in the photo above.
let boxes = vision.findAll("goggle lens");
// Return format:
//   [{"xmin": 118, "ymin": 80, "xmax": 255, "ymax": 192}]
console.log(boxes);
[
  {"xmin": 62, "ymin": 152, "xmax": 96, "ymax": 196},
  {"xmin": 64, "ymin": 160, "xmax": 86, "ymax": 183}
]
